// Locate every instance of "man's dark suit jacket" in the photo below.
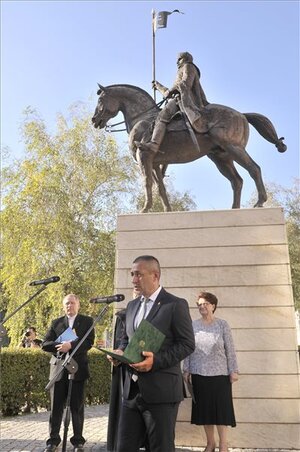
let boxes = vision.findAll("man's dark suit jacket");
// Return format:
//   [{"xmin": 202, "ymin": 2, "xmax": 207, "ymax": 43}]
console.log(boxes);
[
  {"xmin": 120, "ymin": 287, "xmax": 195, "ymax": 403},
  {"xmin": 42, "ymin": 314, "xmax": 95, "ymax": 381}
]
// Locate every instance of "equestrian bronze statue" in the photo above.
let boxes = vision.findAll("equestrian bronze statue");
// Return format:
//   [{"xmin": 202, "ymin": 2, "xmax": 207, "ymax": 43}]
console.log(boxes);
[{"xmin": 92, "ymin": 61, "xmax": 286, "ymax": 213}]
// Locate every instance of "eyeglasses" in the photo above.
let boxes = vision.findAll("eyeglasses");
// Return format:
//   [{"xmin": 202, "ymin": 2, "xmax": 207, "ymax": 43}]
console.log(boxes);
[{"xmin": 196, "ymin": 302, "xmax": 211, "ymax": 307}]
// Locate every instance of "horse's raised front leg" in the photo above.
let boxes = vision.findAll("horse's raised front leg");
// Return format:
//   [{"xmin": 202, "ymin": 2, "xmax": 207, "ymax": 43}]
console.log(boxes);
[
  {"xmin": 153, "ymin": 165, "xmax": 172, "ymax": 212},
  {"xmin": 136, "ymin": 150, "xmax": 154, "ymax": 213},
  {"xmin": 207, "ymin": 152, "xmax": 243, "ymax": 208}
]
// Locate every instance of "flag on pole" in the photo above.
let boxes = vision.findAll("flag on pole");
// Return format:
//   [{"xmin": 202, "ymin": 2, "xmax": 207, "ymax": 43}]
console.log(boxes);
[
  {"xmin": 154, "ymin": 9, "xmax": 184, "ymax": 32},
  {"xmin": 151, "ymin": 9, "xmax": 184, "ymax": 101}
]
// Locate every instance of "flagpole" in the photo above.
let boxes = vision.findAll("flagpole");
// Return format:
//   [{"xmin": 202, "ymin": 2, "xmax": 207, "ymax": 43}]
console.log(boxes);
[{"xmin": 152, "ymin": 9, "xmax": 156, "ymax": 102}]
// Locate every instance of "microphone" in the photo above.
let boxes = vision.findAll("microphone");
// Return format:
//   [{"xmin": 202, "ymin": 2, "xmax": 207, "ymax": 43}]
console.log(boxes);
[
  {"xmin": 29, "ymin": 276, "xmax": 60, "ymax": 286},
  {"xmin": 90, "ymin": 294, "xmax": 125, "ymax": 304}
]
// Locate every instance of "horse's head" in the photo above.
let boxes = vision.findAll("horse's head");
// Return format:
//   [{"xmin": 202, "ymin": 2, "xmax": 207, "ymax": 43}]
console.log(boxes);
[{"xmin": 92, "ymin": 84, "xmax": 120, "ymax": 129}]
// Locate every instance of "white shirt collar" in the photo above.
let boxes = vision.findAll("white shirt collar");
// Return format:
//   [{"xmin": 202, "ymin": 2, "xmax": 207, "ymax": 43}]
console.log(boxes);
[
  {"xmin": 142, "ymin": 286, "xmax": 162, "ymax": 303},
  {"xmin": 68, "ymin": 315, "xmax": 77, "ymax": 328}
]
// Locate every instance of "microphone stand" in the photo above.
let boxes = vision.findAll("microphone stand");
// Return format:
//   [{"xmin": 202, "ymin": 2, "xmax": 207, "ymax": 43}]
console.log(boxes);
[
  {"xmin": 45, "ymin": 303, "xmax": 111, "ymax": 452},
  {"xmin": 61, "ymin": 361, "xmax": 78, "ymax": 452},
  {"xmin": 0, "ymin": 285, "xmax": 48, "ymax": 347}
]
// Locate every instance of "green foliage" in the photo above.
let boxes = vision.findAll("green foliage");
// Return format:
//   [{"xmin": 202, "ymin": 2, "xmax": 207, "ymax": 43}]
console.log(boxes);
[
  {"xmin": 1, "ymin": 103, "xmax": 138, "ymax": 345},
  {"xmin": 0, "ymin": 348, "xmax": 50, "ymax": 416},
  {"xmin": 0, "ymin": 348, "xmax": 111, "ymax": 416},
  {"xmin": 245, "ymin": 179, "xmax": 300, "ymax": 310},
  {"xmin": 86, "ymin": 348, "xmax": 112, "ymax": 404}
]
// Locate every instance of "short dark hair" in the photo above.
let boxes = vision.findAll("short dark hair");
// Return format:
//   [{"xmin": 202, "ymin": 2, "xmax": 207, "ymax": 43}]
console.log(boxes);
[
  {"xmin": 133, "ymin": 255, "xmax": 161, "ymax": 276},
  {"xmin": 198, "ymin": 291, "xmax": 218, "ymax": 312}
]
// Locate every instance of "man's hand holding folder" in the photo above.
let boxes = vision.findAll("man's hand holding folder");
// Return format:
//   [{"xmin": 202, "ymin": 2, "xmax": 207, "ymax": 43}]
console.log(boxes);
[
  {"xmin": 107, "ymin": 349, "xmax": 154, "ymax": 372},
  {"xmin": 131, "ymin": 351, "xmax": 154, "ymax": 372},
  {"xmin": 55, "ymin": 326, "xmax": 78, "ymax": 354},
  {"xmin": 106, "ymin": 348, "xmax": 124, "ymax": 367},
  {"xmin": 99, "ymin": 320, "xmax": 165, "ymax": 370}
]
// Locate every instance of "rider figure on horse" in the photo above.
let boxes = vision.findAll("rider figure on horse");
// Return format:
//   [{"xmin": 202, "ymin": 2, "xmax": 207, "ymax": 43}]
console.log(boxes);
[{"xmin": 137, "ymin": 51, "xmax": 209, "ymax": 154}]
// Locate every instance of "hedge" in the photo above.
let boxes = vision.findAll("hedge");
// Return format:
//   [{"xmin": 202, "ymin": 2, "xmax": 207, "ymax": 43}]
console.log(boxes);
[{"xmin": 0, "ymin": 347, "xmax": 111, "ymax": 416}]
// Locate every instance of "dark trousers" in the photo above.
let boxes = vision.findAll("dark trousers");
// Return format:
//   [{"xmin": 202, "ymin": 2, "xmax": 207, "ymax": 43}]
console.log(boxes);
[
  {"xmin": 107, "ymin": 365, "xmax": 125, "ymax": 452},
  {"xmin": 117, "ymin": 389, "xmax": 179, "ymax": 452},
  {"xmin": 47, "ymin": 371, "xmax": 86, "ymax": 447}
]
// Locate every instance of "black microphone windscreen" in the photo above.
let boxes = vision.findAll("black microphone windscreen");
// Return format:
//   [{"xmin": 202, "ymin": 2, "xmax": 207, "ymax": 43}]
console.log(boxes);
[{"xmin": 89, "ymin": 294, "xmax": 125, "ymax": 303}]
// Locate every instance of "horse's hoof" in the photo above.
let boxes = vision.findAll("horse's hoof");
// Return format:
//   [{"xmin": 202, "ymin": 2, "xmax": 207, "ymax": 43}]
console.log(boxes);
[
  {"xmin": 134, "ymin": 140, "xmax": 142, "ymax": 148},
  {"xmin": 134, "ymin": 141, "xmax": 154, "ymax": 152},
  {"xmin": 134, "ymin": 141, "xmax": 163, "ymax": 154}
]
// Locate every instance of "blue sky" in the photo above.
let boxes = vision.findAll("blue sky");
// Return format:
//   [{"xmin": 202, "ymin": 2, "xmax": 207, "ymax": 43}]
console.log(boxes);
[{"xmin": 1, "ymin": 1, "xmax": 299, "ymax": 210}]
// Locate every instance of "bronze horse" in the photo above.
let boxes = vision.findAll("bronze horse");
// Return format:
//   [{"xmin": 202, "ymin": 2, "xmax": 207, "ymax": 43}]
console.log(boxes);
[{"xmin": 92, "ymin": 84, "xmax": 286, "ymax": 213}]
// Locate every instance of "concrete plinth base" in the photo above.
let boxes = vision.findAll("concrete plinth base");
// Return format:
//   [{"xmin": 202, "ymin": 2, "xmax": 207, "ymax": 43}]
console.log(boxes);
[{"xmin": 115, "ymin": 208, "xmax": 300, "ymax": 449}]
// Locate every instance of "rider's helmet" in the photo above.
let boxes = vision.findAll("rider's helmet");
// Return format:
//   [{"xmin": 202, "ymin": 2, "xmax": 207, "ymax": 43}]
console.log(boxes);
[{"xmin": 177, "ymin": 52, "xmax": 193, "ymax": 64}]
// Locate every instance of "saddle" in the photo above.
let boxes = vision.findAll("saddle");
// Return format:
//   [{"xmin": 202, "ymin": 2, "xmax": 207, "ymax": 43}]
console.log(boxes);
[
  {"xmin": 166, "ymin": 115, "xmax": 187, "ymax": 133},
  {"xmin": 166, "ymin": 107, "xmax": 211, "ymax": 134}
]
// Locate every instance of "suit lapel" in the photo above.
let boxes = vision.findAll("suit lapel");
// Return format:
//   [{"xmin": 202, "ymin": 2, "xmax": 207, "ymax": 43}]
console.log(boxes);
[
  {"xmin": 58, "ymin": 316, "xmax": 69, "ymax": 334},
  {"xmin": 63, "ymin": 316, "xmax": 69, "ymax": 328},
  {"xmin": 73, "ymin": 315, "xmax": 82, "ymax": 335},
  {"xmin": 128, "ymin": 298, "xmax": 141, "ymax": 337},
  {"xmin": 146, "ymin": 288, "xmax": 166, "ymax": 322}
]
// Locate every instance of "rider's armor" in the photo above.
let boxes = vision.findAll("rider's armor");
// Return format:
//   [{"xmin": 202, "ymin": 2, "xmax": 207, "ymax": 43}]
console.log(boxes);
[{"xmin": 137, "ymin": 52, "xmax": 209, "ymax": 154}]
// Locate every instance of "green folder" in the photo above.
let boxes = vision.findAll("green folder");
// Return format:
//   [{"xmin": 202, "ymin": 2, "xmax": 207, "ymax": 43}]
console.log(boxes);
[{"xmin": 99, "ymin": 319, "xmax": 165, "ymax": 364}]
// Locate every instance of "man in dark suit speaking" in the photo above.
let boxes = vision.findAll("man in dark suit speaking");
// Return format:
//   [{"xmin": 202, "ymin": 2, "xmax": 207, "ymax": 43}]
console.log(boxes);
[
  {"xmin": 42, "ymin": 294, "xmax": 94, "ymax": 452},
  {"xmin": 114, "ymin": 255, "xmax": 195, "ymax": 452}
]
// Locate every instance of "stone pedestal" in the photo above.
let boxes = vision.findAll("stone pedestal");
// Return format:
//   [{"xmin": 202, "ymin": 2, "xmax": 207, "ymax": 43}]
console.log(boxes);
[{"xmin": 115, "ymin": 208, "xmax": 300, "ymax": 449}]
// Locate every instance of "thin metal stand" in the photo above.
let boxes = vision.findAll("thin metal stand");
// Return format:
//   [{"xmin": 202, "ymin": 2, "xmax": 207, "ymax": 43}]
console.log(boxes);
[
  {"xmin": 0, "ymin": 285, "xmax": 48, "ymax": 347},
  {"xmin": 62, "ymin": 372, "xmax": 76, "ymax": 452}
]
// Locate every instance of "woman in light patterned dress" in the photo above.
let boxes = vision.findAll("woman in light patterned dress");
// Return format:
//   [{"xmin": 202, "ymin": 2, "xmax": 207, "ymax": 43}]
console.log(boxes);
[{"xmin": 183, "ymin": 292, "xmax": 239, "ymax": 452}]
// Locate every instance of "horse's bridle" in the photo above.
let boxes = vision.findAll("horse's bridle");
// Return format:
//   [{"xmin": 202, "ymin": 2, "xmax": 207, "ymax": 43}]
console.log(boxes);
[
  {"xmin": 103, "ymin": 99, "xmax": 166, "ymax": 133},
  {"xmin": 105, "ymin": 120, "xmax": 128, "ymax": 133}
]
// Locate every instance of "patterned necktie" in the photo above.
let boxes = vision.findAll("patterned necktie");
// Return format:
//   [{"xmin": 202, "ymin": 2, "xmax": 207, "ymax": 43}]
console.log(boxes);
[
  {"xmin": 132, "ymin": 297, "xmax": 151, "ymax": 381},
  {"xmin": 134, "ymin": 297, "xmax": 150, "ymax": 330}
]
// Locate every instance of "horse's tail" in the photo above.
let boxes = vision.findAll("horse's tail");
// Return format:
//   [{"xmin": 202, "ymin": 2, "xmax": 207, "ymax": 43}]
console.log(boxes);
[{"xmin": 244, "ymin": 113, "xmax": 287, "ymax": 153}]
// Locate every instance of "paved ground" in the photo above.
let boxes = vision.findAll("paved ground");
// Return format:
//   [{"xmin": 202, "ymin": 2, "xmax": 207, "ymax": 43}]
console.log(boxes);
[{"xmin": 0, "ymin": 404, "xmax": 297, "ymax": 452}]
